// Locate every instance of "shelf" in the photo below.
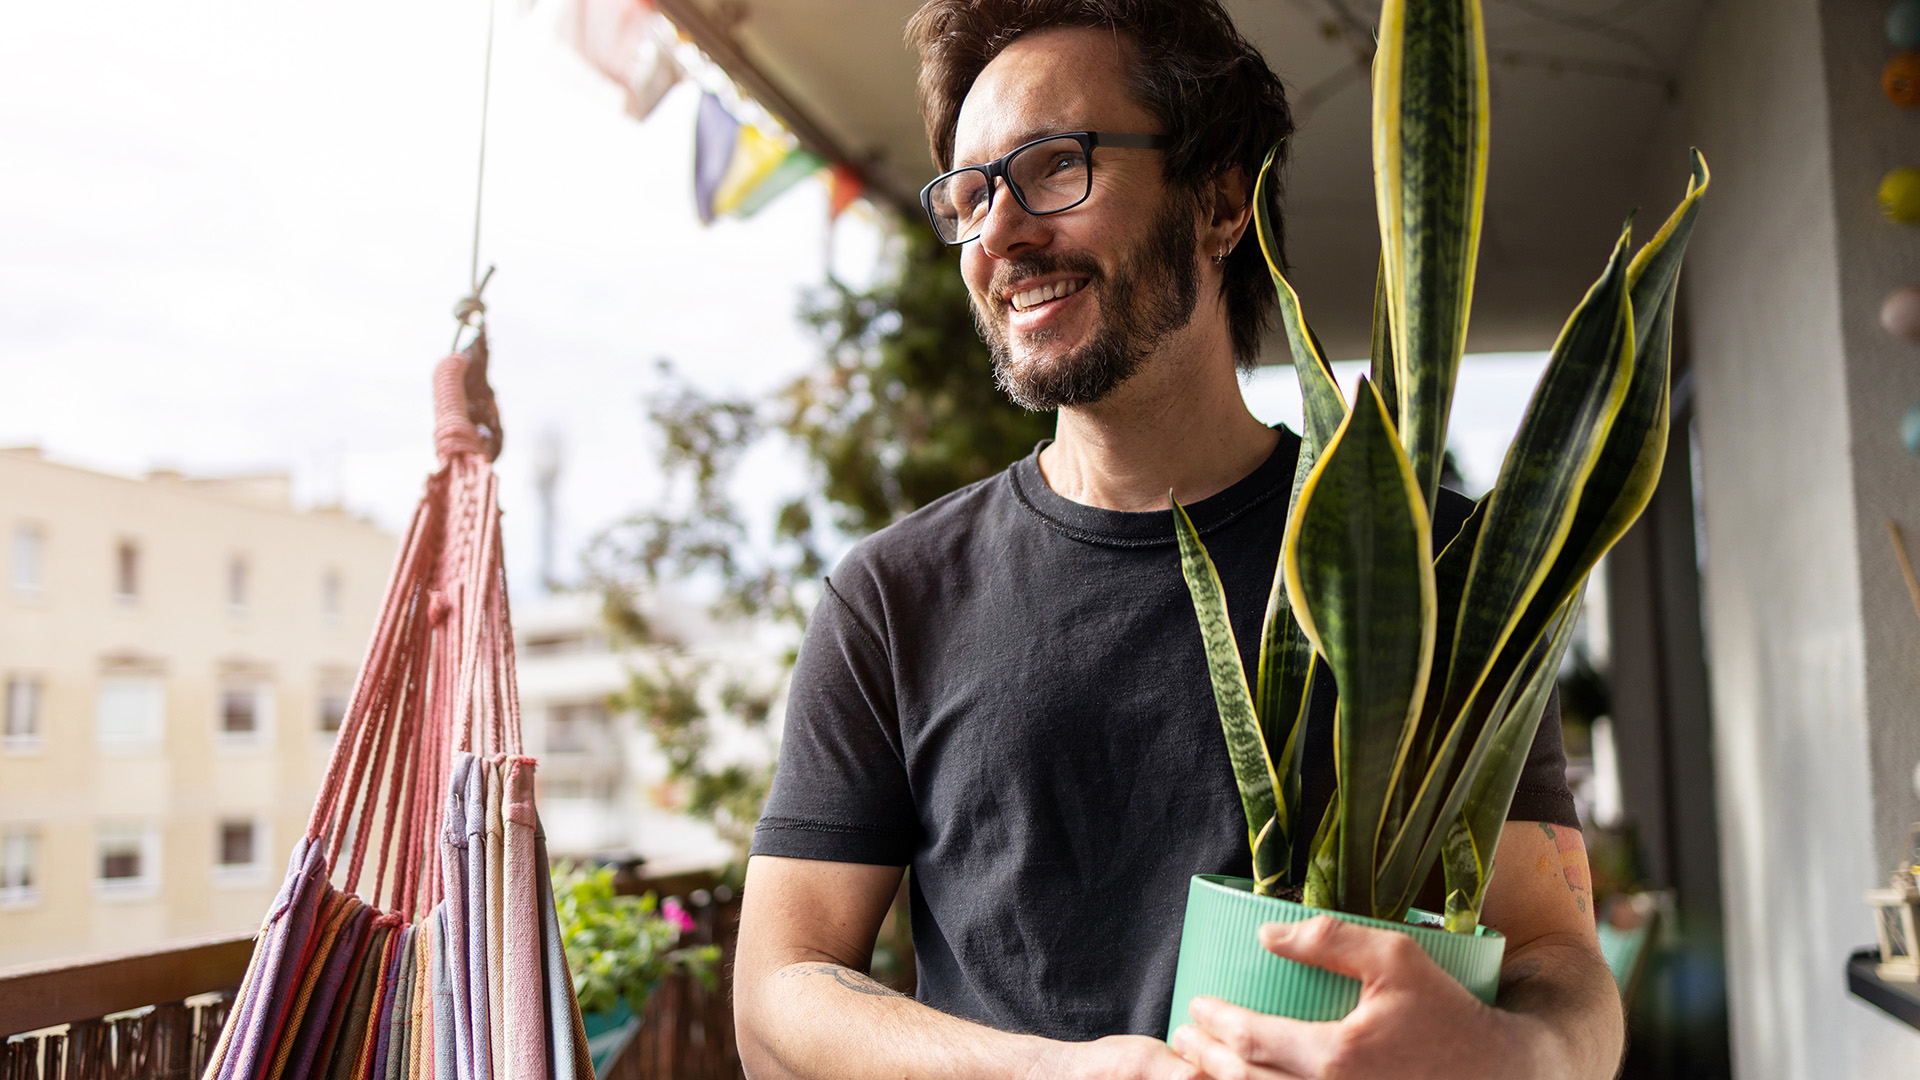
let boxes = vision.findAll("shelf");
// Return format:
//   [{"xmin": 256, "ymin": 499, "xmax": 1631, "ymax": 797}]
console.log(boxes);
[{"xmin": 1848, "ymin": 948, "xmax": 1920, "ymax": 1030}]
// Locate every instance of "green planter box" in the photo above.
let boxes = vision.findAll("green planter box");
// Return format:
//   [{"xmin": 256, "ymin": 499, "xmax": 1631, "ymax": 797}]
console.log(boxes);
[{"xmin": 1167, "ymin": 875, "xmax": 1506, "ymax": 1035}]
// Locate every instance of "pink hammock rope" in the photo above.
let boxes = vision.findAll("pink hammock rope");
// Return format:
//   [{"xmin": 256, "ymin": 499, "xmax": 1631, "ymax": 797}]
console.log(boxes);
[{"xmin": 202, "ymin": 335, "xmax": 593, "ymax": 1080}]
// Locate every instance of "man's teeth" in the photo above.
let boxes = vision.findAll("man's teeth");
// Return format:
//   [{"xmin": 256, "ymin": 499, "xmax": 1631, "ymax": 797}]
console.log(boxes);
[{"xmin": 1011, "ymin": 279, "xmax": 1086, "ymax": 312}]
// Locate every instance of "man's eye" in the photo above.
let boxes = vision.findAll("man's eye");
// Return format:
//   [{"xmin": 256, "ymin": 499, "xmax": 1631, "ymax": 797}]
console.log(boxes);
[{"xmin": 1049, "ymin": 153, "xmax": 1086, "ymax": 175}]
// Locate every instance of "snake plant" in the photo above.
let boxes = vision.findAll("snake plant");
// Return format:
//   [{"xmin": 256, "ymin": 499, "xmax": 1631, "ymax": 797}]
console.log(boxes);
[{"xmin": 1174, "ymin": 0, "xmax": 1709, "ymax": 933}]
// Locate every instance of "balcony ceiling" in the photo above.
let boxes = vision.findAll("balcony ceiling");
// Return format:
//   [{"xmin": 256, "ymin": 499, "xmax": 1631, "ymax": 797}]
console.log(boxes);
[{"xmin": 680, "ymin": 0, "xmax": 1709, "ymax": 359}]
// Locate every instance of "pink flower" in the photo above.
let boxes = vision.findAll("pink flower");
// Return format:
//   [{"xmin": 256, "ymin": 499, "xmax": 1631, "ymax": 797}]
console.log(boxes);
[{"xmin": 662, "ymin": 897, "xmax": 696, "ymax": 934}]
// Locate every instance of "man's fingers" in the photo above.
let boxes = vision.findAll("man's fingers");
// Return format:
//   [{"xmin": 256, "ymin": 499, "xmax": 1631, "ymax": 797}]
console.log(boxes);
[
  {"xmin": 1258, "ymin": 915, "xmax": 1438, "ymax": 987},
  {"xmin": 1182, "ymin": 996, "xmax": 1331, "ymax": 1077},
  {"xmin": 1170, "ymin": 1022, "xmax": 1306, "ymax": 1080}
]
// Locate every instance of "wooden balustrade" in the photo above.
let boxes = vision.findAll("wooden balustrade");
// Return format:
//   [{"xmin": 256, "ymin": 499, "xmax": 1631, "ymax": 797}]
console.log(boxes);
[
  {"xmin": 0, "ymin": 933, "xmax": 250, "ymax": 1080},
  {"xmin": 0, "ymin": 871, "xmax": 770, "ymax": 1080}
]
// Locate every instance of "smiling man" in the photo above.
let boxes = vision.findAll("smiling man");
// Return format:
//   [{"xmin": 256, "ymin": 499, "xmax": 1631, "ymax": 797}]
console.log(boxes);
[{"xmin": 732, "ymin": 2, "xmax": 1623, "ymax": 1078}]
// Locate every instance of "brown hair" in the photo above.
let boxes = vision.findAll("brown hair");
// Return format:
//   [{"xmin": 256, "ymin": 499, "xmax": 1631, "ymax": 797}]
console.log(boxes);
[{"xmin": 906, "ymin": 0, "xmax": 1294, "ymax": 367}]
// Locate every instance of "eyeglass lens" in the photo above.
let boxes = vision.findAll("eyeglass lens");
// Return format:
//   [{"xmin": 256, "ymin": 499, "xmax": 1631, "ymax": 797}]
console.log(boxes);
[{"xmin": 926, "ymin": 136, "xmax": 1093, "ymax": 244}]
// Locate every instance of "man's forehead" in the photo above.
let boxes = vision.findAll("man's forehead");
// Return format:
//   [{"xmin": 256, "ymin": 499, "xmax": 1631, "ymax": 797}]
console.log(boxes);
[{"xmin": 949, "ymin": 26, "xmax": 1147, "ymax": 167}]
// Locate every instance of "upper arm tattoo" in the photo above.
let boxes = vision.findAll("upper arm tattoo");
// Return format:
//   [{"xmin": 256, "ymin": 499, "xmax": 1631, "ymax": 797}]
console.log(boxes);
[
  {"xmin": 779, "ymin": 962, "xmax": 904, "ymax": 998},
  {"xmin": 1533, "ymin": 822, "xmax": 1591, "ymax": 914}
]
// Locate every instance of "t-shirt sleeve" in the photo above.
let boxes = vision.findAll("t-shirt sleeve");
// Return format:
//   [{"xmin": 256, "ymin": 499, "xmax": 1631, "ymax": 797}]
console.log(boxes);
[
  {"xmin": 751, "ymin": 575, "xmax": 918, "ymax": 866},
  {"xmin": 1506, "ymin": 686, "xmax": 1580, "ymax": 829}
]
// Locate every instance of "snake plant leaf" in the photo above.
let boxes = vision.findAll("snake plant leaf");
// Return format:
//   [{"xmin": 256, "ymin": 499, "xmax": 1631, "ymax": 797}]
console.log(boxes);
[
  {"xmin": 1173, "ymin": 497, "xmax": 1286, "ymax": 891},
  {"xmin": 1391, "ymin": 493, "xmax": 1487, "ymax": 842},
  {"xmin": 1370, "ymin": 258, "xmax": 1399, "ymax": 429},
  {"xmin": 1254, "ymin": 520, "xmax": 1312, "ymax": 857},
  {"xmin": 1304, "ymin": 789, "xmax": 1340, "ymax": 910},
  {"xmin": 1473, "ymin": 153, "xmax": 1711, "ymax": 708},
  {"xmin": 1441, "ymin": 587, "xmax": 1582, "ymax": 931},
  {"xmin": 1374, "ymin": 0, "xmax": 1490, "ymax": 511},
  {"xmin": 1373, "ymin": 223, "xmax": 1636, "ymax": 912},
  {"xmin": 1283, "ymin": 380, "xmax": 1437, "ymax": 917},
  {"xmin": 1254, "ymin": 145, "xmax": 1346, "ymax": 451}
]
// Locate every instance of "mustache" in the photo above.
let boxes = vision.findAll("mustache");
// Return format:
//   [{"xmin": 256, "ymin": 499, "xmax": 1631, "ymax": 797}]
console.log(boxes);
[{"xmin": 988, "ymin": 251, "xmax": 1103, "ymax": 302}]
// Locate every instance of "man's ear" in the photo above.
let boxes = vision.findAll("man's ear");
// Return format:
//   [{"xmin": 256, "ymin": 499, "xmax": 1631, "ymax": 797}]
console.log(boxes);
[{"xmin": 1206, "ymin": 165, "xmax": 1254, "ymax": 259}]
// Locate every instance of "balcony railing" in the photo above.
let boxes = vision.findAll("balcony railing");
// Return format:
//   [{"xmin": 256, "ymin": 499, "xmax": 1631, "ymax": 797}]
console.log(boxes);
[
  {"xmin": 0, "ymin": 933, "xmax": 251, "ymax": 1080},
  {"xmin": 0, "ymin": 874, "xmax": 746, "ymax": 1080}
]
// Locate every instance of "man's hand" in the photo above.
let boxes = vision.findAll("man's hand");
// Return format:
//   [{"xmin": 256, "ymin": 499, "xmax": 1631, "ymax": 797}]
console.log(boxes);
[
  {"xmin": 1168, "ymin": 822, "xmax": 1622, "ymax": 1080},
  {"xmin": 1168, "ymin": 917, "xmax": 1543, "ymax": 1079}
]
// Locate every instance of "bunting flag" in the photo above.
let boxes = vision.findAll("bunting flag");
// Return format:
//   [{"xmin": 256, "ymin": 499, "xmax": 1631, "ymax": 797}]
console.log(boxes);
[
  {"xmin": 558, "ymin": 0, "xmax": 682, "ymax": 122},
  {"xmin": 730, "ymin": 147, "xmax": 826, "ymax": 219},
  {"xmin": 711, "ymin": 123, "xmax": 791, "ymax": 217},
  {"xmin": 693, "ymin": 92, "xmax": 742, "ymax": 224},
  {"xmin": 828, "ymin": 163, "xmax": 866, "ymax": 221}
]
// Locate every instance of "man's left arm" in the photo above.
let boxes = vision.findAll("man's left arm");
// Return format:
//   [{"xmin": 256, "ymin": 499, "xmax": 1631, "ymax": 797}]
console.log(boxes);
[{"xmin": 1170, "ymin": 821, "xmax": 1623, "ymax": 1079}]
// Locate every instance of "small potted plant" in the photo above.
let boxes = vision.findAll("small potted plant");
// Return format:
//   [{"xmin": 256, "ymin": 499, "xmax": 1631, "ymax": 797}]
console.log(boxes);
[
  {"xmin": 1166, "ymin": 0, "xmax": 1708, "ymax": 1031},
  {"xmin": 552, "ymin": 862, "xmax": 721, "ymax": 1061}
]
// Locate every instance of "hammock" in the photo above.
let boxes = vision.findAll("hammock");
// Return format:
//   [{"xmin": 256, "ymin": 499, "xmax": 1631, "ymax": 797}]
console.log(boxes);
[{"xmin": 202, "ymin": 335, "xmax": 594, "ymax": 1080}]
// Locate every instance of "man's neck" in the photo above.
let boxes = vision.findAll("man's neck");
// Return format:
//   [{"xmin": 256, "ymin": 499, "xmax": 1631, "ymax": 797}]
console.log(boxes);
[{"xmin": 1036, "ymin": 322, "xmax": 1280, "ymax": 513}]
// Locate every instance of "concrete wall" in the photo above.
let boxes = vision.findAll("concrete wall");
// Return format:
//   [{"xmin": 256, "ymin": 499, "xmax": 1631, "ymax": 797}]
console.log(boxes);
[{"xmin": 1643, "ymin": 0, "xmax": 1920, "ymax": 1072}]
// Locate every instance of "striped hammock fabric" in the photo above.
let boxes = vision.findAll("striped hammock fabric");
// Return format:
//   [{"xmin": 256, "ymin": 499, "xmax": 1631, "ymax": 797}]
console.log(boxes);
[{"xmin": 202, "ymin": 335, "xmax": 594, "ymax": 1080}]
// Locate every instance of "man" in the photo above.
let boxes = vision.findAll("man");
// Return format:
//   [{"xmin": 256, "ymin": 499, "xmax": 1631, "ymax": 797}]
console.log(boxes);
[{"xmin": 734, "ymin": 2, "xmax": 1624, "ymax": 1077}]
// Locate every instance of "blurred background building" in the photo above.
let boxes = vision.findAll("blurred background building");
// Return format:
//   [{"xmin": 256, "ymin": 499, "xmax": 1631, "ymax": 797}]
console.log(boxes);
[{"xmin": 0, "ymin": 447, "xmax": 392, "ymax": 966}]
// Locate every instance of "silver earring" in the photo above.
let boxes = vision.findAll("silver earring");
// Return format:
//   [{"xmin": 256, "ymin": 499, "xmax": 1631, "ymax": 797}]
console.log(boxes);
[{"xmin": 1212, "ymin": 245, "xmax": 1228, "ymax": 265}]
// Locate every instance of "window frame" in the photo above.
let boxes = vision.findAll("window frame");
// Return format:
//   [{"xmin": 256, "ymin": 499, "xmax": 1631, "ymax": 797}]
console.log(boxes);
[
  {"xmin": 11, "ymin": 524, "xmax": 44, "ymax": 599},
  {"xmin": 96, "ymin": 674, "xmax": 165, "ymax": 754},
  {"xmin": 0, "ymin": 825, "xmax": 40, "ymax": 907},
  {"xmin": 94, "ymin": 821, "xmax": 160, "ymax": 899},
  {"xmin": 3, "ymin": 674, "xmax": 43, "ymax": 753}
]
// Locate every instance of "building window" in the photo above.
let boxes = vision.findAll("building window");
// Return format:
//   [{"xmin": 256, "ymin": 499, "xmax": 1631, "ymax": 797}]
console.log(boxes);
[
  {"xmin": 4, "ymin": 676, "xmax": 41, "ymax": 751},
  {"xmin": 114, "ymin": 540, "xmax": 139, "ymax": 602},
  {"xmin": 96, "ymin": 675, "xmax": 164, "ymax": 751},
  {"xmin": 218, "ymin": 684, "xmax": 272, "ymax": 745},
  {"xmin": 12, "ymin": 526, "xmax": 43, "ymax": 597},
  {"xmin": 214, "ymin": 817, "xmax": 266, "ymax": 884},
  {"xmin": 218, "ymin": 820, "xmax": 256, "ymax": 867},
  {"xmin": 321, "ymin": 569, "xmax": 342, "ymax": 621},
  {"xmin": 1, "ymin": 827, "xmax": 38, "ymax": 906},
  {"xmin": 546, "ymin": 702, "xmax": 608, "ymax": 755},
  {"xmin": 228, "ymin": 557, "xmax": 248, "ymax": 612},
  {"xmin": 96, "ymin": 822, "xmax": 158, "ymax": 897},
  {"xmin": 317, "ymin": 685, "xmax": 350, "ymax": 734}
]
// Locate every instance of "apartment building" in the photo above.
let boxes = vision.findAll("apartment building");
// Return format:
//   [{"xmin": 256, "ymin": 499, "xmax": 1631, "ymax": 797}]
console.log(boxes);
[
  {"xmin": 514, "ymin": 592, "xmax": 740, "ymax": 876},
  {"xmin": 0, "ymin": 448, "xmax": 393, "ymax": 967}
]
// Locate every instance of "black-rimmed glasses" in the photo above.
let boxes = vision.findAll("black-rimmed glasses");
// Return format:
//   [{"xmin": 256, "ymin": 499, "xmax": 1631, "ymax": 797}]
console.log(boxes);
[{"xmin": 920, "ymin": 131, "xmax": 1170, "ymax": 245}]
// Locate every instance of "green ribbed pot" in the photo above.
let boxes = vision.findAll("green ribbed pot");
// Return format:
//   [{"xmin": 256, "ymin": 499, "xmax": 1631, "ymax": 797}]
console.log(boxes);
[{"xmin": 1166, "ymin": 875, "xmax": 1506, "ymax": 1034}]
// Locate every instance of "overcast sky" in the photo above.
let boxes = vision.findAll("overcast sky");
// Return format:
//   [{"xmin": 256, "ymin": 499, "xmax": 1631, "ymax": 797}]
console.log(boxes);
[{"xmin": 0, "ymin": 0, "xmax": 1544, "ymax": 598}]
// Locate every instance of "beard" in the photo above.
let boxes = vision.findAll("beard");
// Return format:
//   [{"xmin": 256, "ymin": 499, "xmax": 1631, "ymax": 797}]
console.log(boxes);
[{"xmin": 974, "ymin": 193, "xmax": 1202, "ymax": 412}]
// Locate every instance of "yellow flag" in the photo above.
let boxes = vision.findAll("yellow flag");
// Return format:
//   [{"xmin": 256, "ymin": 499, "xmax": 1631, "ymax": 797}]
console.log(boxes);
[{"xmin": 712, "ymin": 125, "xmax": 790, "ymax": 218}]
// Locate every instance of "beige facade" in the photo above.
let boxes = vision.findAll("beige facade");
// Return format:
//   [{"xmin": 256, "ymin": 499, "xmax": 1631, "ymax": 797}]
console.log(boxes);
[{"xmin": 0, "ymin": 448, "xmax": 393, "ymax": 967}]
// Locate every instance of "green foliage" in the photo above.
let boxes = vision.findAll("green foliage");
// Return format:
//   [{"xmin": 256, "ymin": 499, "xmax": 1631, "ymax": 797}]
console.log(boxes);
[
  {"xmin": 790, "ymin": 226, "xmax": 1055, "ymax": 536},
  {"xmin": 589, "ymin": 222, "xmax": 1046, "ymax": 956},
  {"xmin": 1174, "ymin": 0, "xmax": 1709, "ymax": 932},
  {"xmin": 552, "ymin": 861, "xmax": 719, "ymax": 1018}
]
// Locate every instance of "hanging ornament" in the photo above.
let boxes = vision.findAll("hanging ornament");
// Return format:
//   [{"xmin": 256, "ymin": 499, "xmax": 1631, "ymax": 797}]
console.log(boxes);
[
  {"xmin": 1886, "ymin": 51, "xmax": 1920, "ymax": 107},
  {"xmin": 1882, "ymin": 166, "xmax": 1920, "ymax": 223},
  {"xmin": 1901, "ymin": 405, "xmax": 1920, "ymax": 456},
  {"xmin": 1892, "ymin": 0, "xmax": 1920, "ymax": 48},
  {"xmin": 1884, "ymin": 286, "xmax": 1920, "ymax": 342}
]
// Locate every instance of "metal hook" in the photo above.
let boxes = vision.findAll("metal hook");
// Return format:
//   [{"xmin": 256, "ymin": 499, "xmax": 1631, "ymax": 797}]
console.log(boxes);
[{"xmin": 450, "ymin": 265, "xmax": 496, "ymax": 352}]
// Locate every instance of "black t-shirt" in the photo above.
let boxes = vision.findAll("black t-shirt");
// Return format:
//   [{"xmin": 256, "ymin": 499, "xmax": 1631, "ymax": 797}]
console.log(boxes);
[{"xmin": 752, "ymin": 427, "xmax": 1578, "ymax": 1040}]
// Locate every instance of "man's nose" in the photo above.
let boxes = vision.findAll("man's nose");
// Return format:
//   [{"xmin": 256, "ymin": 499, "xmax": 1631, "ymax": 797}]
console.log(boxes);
[{"xmin": 977, "ymin": 177, "xmax": 1050, "ymax": 260}]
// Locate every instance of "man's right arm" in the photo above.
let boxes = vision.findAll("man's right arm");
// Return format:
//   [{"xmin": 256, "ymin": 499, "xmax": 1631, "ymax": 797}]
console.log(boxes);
[{"xmin": 733, "ymin": 854, "xmax": 1199, "ymax": 1080}]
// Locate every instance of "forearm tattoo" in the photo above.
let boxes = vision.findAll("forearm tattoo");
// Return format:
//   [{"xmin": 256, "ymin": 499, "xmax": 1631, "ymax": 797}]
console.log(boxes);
[
  {"xmin": 1535, "ymin": 822, "xmax": 1592, "ymax": 914},
  {"xmin": 780, "ymin": 962, "xmax": 903, "ymax": 998}
]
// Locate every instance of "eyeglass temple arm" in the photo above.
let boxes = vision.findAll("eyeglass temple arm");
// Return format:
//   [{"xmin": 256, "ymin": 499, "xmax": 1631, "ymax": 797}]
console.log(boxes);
[{"xmin": 1089, "ymin": 132, "xmax": 1171, "ymax": 150}]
